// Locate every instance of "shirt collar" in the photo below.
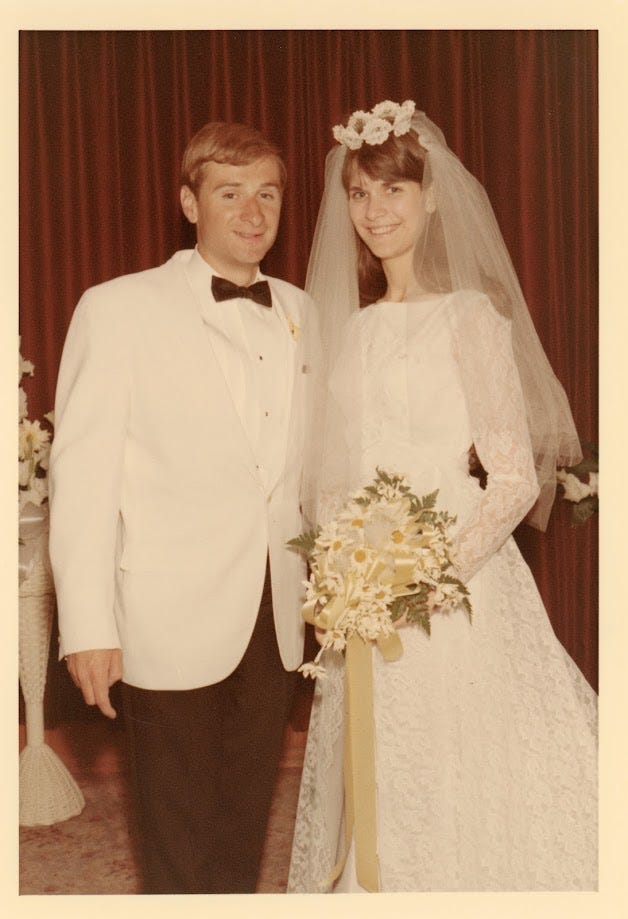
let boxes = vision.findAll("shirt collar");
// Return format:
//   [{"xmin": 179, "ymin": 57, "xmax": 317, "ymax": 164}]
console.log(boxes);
[{"xmin": 190, "ymin": 246, "xmax": 266, "ymax": 286}]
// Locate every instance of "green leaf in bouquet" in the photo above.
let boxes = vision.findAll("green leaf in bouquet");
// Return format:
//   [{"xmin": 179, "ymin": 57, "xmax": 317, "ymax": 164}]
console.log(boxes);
[
  {"xmin": 440, "ymin": 572, "xmax": 467, "ymax": 589},
  {"xmin": 418, "ymin": 490, "xmax": 439, "ymax": 510},
  {"xmin": 460, "ymin": 595, "xmax": 473, "ymax": 621},
  {"xmin": 389, "ymin": 594, "xmax": 410, "ymax": 621},
  {"xmin": 375, "ymin": 467, "xmax": 401, "ymax": 487},
  {"xmin": 439, "ymin": 573, "xmax": 472, "ymax": 623},
  {"xmin": 390, "ymin": 588, "xmax": 432, "ymax": 636},
  {"xmin": 372, "ymin": 467, "xmax": 412, "ymax": 496},
  {"xmin": 286, "ymin": 528, "xmax": 320, "ymax": 558},
  {"xmin": 406, "ymin": 610, "xmax": 432, "ymax": 635}
]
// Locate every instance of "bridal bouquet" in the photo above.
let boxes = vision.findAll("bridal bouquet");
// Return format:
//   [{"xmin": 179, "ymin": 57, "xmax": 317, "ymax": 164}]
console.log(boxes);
[{"xmin": 289, "ymin": 468, "xmax": 471, "ymax": 678}]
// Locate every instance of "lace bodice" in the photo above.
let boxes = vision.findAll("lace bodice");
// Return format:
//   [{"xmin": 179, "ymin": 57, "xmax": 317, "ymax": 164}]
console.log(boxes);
[{"xmin": 338, "ymin": 291, "xmax": 539, "ymax": 583}]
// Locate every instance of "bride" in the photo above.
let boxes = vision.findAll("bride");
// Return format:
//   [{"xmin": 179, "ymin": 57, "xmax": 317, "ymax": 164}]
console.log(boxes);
[{"xmin": 287, "ymin": 101, "xmax": 597, "ymax": 892}]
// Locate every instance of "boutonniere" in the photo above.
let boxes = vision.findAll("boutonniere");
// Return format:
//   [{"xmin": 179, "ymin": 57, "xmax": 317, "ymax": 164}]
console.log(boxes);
[{"xmin": 288, "ymin": 317, "xmax": 301, "ymax": 342}]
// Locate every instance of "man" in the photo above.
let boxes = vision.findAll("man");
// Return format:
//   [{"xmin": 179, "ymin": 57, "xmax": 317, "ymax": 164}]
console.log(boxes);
[{"xmin": 49, "ymin": 121, "xmax": 318, "ymax": 893}]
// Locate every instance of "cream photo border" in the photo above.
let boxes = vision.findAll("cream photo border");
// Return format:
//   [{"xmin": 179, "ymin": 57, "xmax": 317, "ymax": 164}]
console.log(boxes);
[{"xmin": 1, "ymin": 2, "xmax": 625, "ymax": 918}]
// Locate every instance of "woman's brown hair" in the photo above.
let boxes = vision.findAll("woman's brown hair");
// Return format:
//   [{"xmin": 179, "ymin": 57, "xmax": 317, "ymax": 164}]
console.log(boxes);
[{"xmin": 341, "ymin": 130, "xmax": 426, "ymax": 306}]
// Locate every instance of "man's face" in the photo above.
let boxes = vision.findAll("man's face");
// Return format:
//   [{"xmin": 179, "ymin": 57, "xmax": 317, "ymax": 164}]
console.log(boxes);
[{"xmin": 180, "ymin": 157, "xmax": 283, "ymax": 286}]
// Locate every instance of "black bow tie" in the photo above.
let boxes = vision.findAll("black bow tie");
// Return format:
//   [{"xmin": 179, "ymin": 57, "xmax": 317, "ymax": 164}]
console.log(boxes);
[{"xmin": 211, "ymin": 275, "xmax": 272, "ymax": 308}]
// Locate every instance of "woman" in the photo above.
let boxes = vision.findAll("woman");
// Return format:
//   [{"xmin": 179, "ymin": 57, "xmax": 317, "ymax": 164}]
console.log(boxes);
[{"xmin": 288, "ymin": 102, "xmax": 597, "ymax": 892}]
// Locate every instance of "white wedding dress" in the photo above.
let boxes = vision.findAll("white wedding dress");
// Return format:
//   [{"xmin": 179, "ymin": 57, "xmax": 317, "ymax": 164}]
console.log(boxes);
[{"xmin": 287, "ymin": 291, "xmax": 597, "ymax": 892}]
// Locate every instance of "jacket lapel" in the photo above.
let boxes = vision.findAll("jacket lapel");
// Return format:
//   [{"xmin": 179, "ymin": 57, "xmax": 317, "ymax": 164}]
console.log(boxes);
[{"xmin": 174, "ymin": 253, "xmax": 261, "ymax": 474}]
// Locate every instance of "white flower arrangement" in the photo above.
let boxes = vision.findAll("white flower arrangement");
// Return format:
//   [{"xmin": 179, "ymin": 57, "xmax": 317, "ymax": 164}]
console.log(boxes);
[
  {"xmin": 333, "ymin": 100, "xmax": 416, "ymax": 150},
  {"xmin": 19, "ymin": 340, "xmax": 54, "ymax": 512},
  {"xmin": 289, "ymin": 468, "xmax": 471, "ymax": 678},
  {"xmin": 557, "ymin": 443, "xmax": 598, "ymax": 526}
]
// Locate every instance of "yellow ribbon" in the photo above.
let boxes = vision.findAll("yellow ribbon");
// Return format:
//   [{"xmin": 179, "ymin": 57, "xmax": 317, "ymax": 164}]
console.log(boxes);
[
  {"xmin": 343, "ymin": 634, "xmax": 380, "ymax": 890},
  {"xmin": 303, "ymin": 586, "xmax": 403, "ymax": 892}
]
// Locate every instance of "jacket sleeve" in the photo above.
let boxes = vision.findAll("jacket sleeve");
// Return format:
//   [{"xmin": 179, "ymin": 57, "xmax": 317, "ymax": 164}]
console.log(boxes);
[
  {"xmin": 49, "ymin": 287, "xmax": 132, "ymax": 654},
  {"xmin": 449, "ymin": 293, "xmax": 539, "ymax": 583}
]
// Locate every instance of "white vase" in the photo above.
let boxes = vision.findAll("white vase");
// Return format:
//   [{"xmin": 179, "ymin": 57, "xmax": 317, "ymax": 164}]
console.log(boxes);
[{"xmin": 19, "ymin": 557, "xmax": 85, "ymax": 826}]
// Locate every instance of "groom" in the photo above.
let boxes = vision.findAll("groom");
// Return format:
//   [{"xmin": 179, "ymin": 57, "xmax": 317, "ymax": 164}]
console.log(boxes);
[{"xmin": 49, "ymin": 121, "xmax": 317, "ymax": 893}]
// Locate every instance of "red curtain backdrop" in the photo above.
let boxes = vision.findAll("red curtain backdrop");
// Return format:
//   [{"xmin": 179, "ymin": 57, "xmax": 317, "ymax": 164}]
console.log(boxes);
[{"xmin": 19, "ymin": 30, "xmax": 598, "ymax": 696}]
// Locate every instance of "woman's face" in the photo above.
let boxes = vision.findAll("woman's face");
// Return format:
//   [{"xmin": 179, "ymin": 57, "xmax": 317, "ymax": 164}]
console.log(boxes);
[{"xmin": 347, "ymin": 163, "xmax": 432, "ymax": 266}]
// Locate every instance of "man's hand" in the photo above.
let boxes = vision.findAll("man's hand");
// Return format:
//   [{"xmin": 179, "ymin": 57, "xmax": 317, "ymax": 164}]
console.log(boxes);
[{"xmin": 65, "ymin": 648, "xmax": 123, "ymax": 719}]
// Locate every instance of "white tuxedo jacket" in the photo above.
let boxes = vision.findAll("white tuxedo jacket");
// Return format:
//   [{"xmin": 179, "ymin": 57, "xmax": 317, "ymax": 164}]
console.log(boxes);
[{"xmin": 49, "ymin": 250, "xmax": 318, "ymax": 690}]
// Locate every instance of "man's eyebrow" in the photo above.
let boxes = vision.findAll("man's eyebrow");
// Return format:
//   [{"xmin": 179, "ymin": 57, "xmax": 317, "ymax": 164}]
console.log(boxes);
[
  {"xmin": 212, "ymin": 182, "xmax": 281, "ymax": 192},
  {"xmin": 212, "ymin": 181, "xmax": 282, "ymax": 191}
]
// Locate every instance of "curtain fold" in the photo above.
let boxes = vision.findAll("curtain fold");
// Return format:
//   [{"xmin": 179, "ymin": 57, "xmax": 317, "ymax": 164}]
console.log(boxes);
[{"xmin": 19, "ymin": 30, "xmax": 598, "ymax": 694}]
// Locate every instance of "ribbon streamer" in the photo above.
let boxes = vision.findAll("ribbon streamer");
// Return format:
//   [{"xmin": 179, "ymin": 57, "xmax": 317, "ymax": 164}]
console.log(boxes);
[
  {"xmin": 344, "ymin": 635, "xmax": 379, "ymax": 890},
  {"xmin": 304, "ymin": 591, "xmax": 403, "ymax": 892}
]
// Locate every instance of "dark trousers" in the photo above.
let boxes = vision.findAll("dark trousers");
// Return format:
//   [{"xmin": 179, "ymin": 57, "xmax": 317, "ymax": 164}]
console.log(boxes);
[{"xmin": 121, "ymin": 563, "xmax": 296, "ymax": 894}]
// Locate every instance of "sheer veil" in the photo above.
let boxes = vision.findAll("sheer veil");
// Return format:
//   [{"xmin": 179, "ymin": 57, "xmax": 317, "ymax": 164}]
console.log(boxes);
[{"xmin": 301, "ymin": 106, "xmax": 581, "ymax": 531}]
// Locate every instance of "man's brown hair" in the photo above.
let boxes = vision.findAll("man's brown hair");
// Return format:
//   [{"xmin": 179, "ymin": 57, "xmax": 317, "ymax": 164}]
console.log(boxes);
[{"xmin": 180, "ymin": 121, "xmax": 287, "ymax": 195}]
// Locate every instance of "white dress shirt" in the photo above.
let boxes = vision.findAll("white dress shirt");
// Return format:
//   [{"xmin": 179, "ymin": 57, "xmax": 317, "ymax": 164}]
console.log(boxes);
[{"xmin": 185, "ymin": 247, "xmax": 293, "ymax": 496}]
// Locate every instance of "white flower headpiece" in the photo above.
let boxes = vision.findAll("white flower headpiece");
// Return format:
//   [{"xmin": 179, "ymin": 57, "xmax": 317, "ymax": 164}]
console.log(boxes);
[{"xmin": 333, "ymin": 99, "xmax": 416, "ymax": 150}]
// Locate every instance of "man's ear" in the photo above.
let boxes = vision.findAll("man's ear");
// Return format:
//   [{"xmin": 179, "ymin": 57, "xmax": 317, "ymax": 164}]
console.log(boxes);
[
  {"xmin": 180, "ymin": 185, "xmax": 198, "ymax": 224},
  {"xmin": 424, "ymin": 185, "xmax": 436, "ymax": 214}
]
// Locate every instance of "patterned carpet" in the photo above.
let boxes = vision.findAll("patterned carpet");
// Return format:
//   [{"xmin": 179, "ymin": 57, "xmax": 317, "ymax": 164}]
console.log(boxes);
[{"xmin": 19, "ymin": 706, "xmax": 309, "ymax": 895}]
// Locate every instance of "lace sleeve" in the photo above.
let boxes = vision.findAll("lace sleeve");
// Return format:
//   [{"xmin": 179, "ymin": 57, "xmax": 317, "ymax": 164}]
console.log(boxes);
[{"xmin": 449, "ymin": 293, "xmax": 539, "ymax": 583}]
